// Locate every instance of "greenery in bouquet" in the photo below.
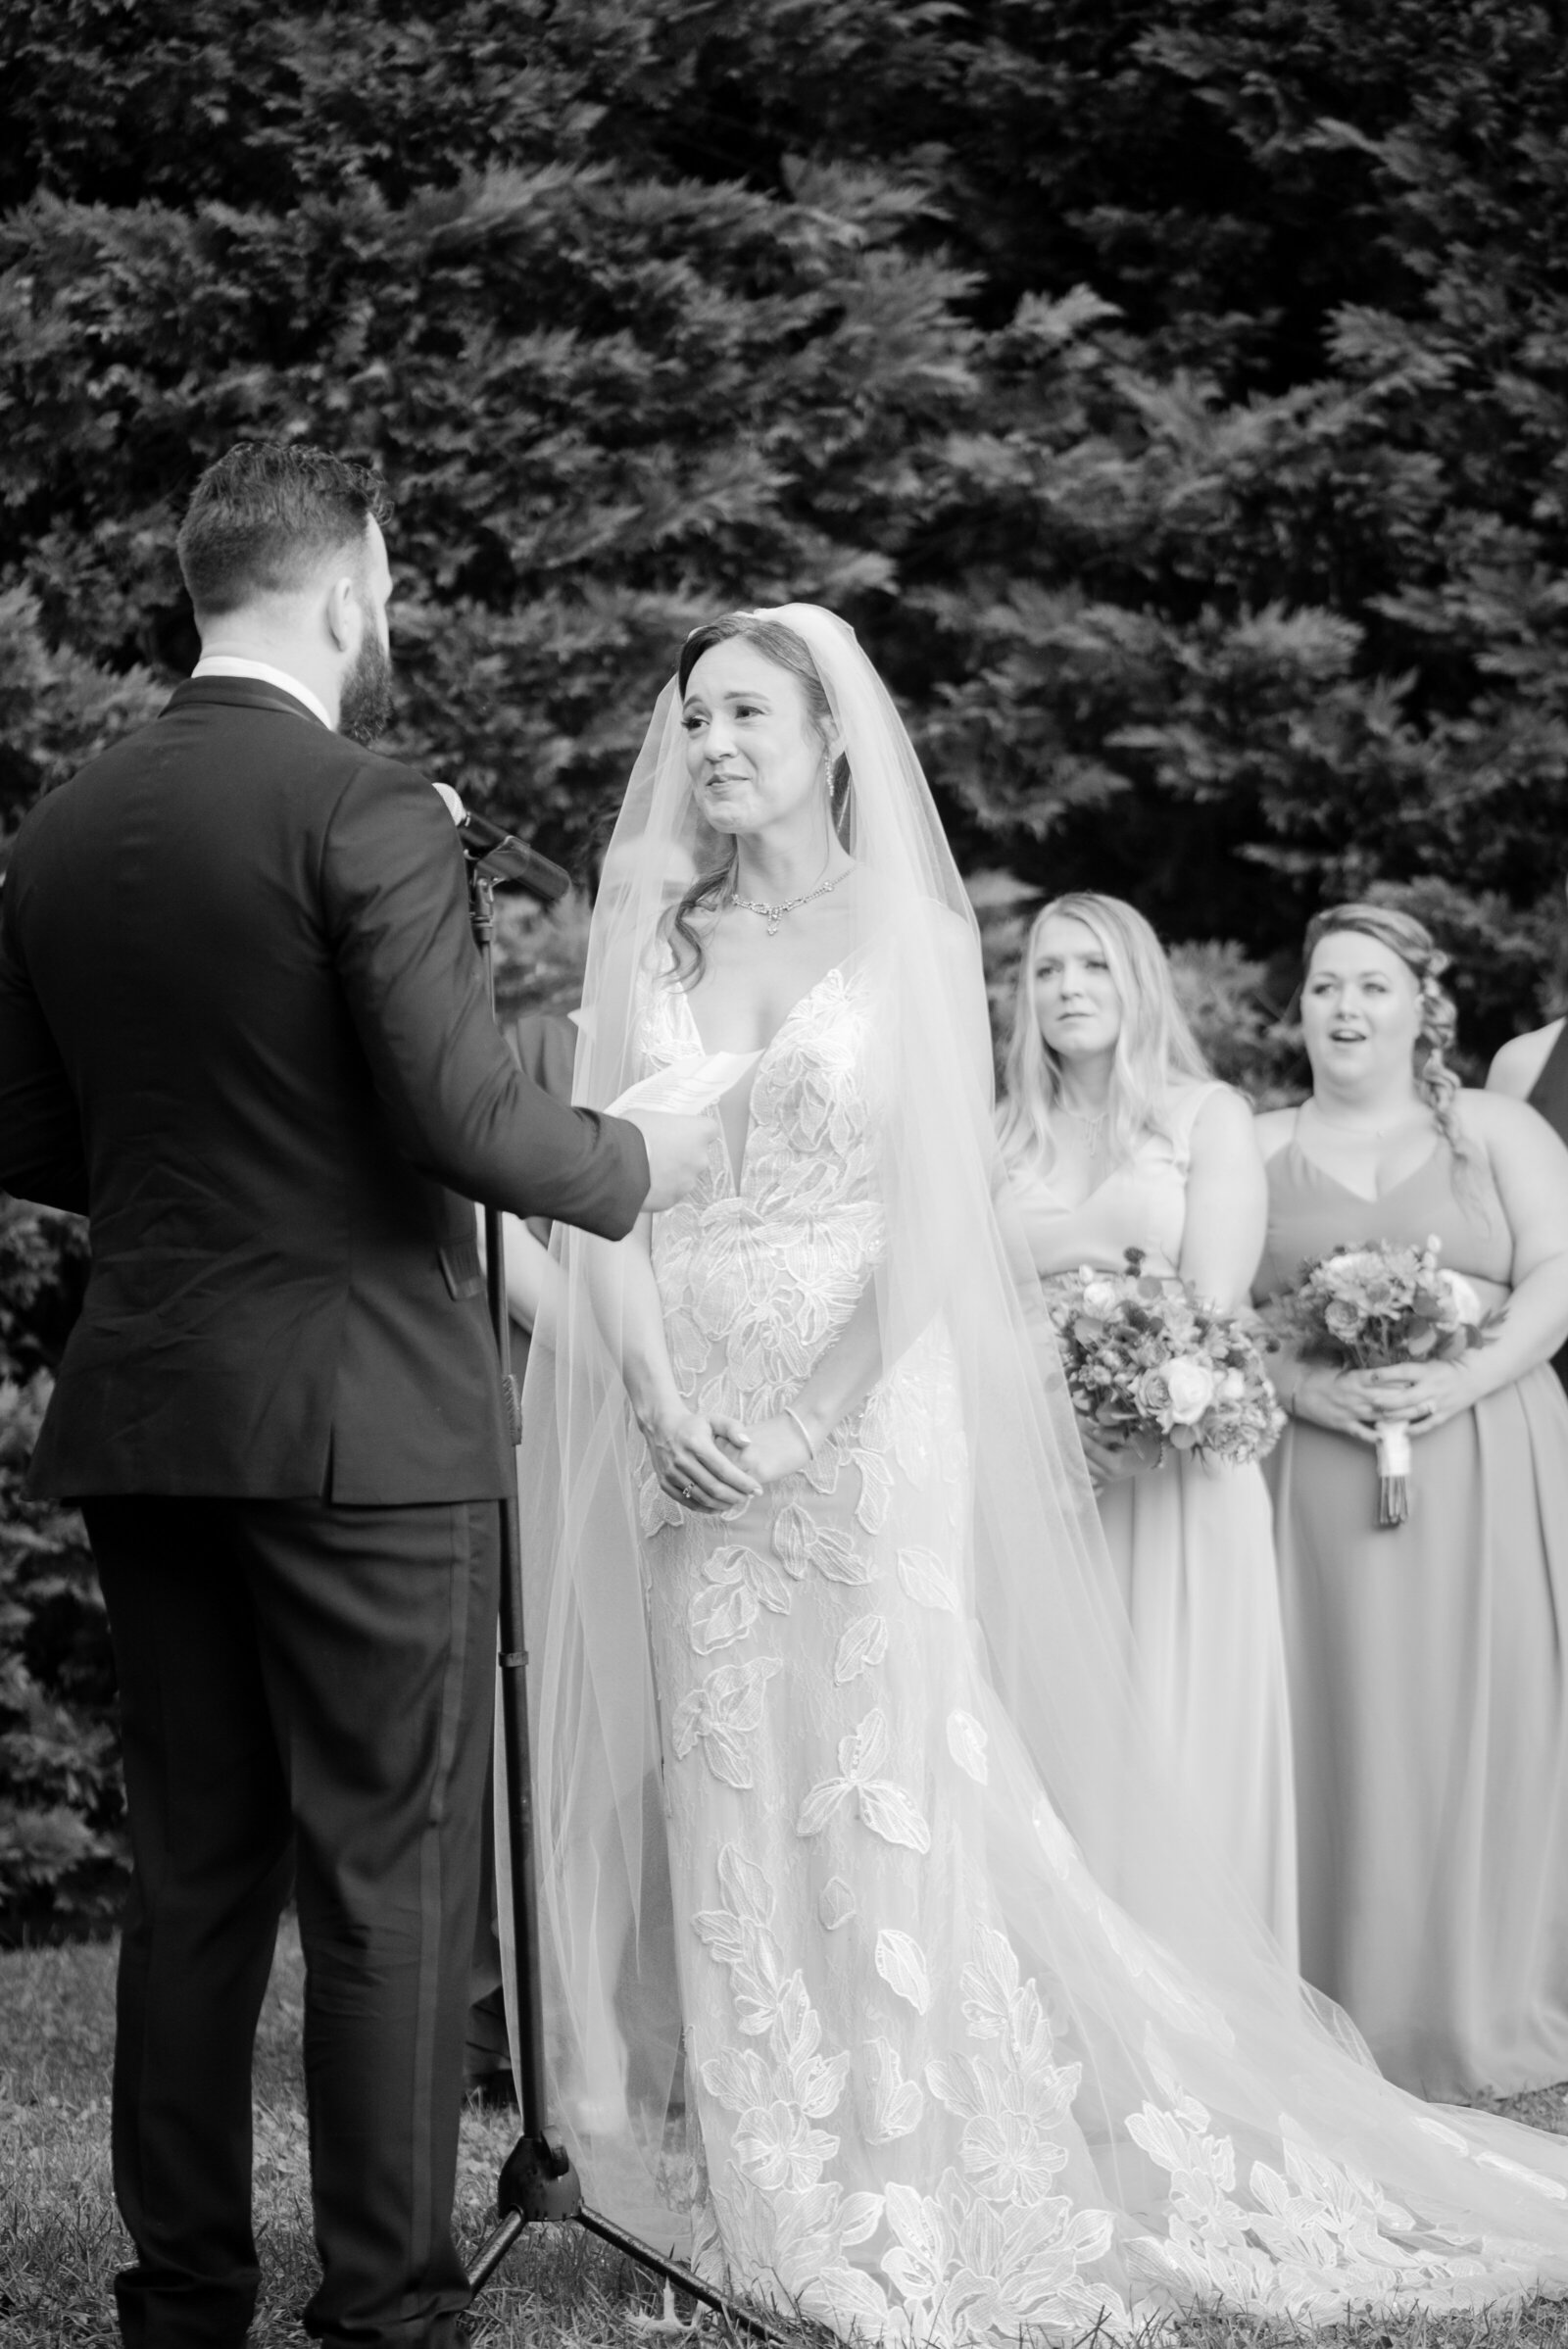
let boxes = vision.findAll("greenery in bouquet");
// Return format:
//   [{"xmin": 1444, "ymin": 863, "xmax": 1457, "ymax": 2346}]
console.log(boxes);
[{"xmin": 1046, "ymin": 1248, "xmax": 1284, "ymax": 1470}]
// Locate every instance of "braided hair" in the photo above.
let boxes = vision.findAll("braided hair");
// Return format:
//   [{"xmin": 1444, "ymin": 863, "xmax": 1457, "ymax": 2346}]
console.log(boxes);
[{"xmin": 1302, "ymin": 903, "xmax": 1476, "ymax": 1188}]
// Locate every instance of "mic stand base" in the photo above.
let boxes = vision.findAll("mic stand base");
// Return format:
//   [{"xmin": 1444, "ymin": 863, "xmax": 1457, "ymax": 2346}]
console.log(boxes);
[{"xmin": 466, "ymin": 2134, "xmax": 783, "ymax": 2337}]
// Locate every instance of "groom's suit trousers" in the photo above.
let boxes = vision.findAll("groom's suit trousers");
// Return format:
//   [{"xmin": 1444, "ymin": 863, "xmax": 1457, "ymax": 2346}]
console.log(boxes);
[{"xmin": 85, "ymin": 1493, "xmax": 500, "ymax": 2349}]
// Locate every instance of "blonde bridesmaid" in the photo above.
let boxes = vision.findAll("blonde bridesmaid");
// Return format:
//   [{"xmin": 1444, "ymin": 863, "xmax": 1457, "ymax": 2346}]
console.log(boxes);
[{"xmin": 1000, "ymin": 893, "xmax": 1298, "ymax": 1957}]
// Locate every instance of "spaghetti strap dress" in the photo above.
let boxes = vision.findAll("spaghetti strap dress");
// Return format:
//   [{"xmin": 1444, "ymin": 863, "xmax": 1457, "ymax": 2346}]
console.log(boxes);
[
  {"xmin": 1527, "ymin": 1019, "xmax": 1568, "ymax": 1393},
  {"xmin": 1256, "ymin": 1129, "xmax": 1568, "ymax": 2098},
  {"xmin": 1014, "ymin": 1082, "xmax": 1298, "ymax": 1960}
]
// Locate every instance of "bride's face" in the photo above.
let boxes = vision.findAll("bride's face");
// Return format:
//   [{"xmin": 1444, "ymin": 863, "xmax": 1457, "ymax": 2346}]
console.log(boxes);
[
  {"xmin": 681, "ymin": 642, "xmax": 829, "ymax": 839},
  {"xmin": 1031, "ymin": 913, "xmax": 1123, "ymax": 1062}
]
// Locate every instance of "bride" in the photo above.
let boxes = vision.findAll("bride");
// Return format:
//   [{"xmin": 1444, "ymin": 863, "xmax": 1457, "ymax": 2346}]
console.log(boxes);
[{"xmin": 514, "ymin": 605, "xmax": 1568, "ymax": 2340}]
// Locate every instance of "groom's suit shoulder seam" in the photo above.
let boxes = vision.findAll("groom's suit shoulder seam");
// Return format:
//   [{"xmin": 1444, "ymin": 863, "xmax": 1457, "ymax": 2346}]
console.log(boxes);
[
  {"xmin": 314, "ymin": 749, "xmax": 461, "ymax": 908},
  {"xmin": 317, "ymin": 747, "xmax": 452, "ymax": 837}
]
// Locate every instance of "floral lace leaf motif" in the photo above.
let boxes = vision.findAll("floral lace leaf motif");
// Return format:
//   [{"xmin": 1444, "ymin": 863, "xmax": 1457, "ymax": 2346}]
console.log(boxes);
[
  {"xmin": 717, "ymin": 1842, "xmax": 775, "ymax": 1926},
  {"xmin": 774, "ymin": 1499, "xmax": 877, "ymax": 1585},
  {"xmin": 817, "ymin": 1876, "xmax": 858, "ymax": 1931},
  {"xmin": 947, "ymin": 1708, "xmax": 989, "ymax": 1782},
  {"xmin": 858, "ymin": 1781, "xmax": 933, "ymax": 1851},
  {"xmin": 794, "ymin": 1707, "xmax": 932, "ymax": 1850},
  {"xmin": 688, "ymin": 1580, "xmax": 760, "ymax": 1652},
  {"xmin": 875, "ymin": 1928, "xmax": 932, "ymax": 2014},
  {"xmin": 700, "ymin": 2046, "xmax": 773, "ymax": 2111},
  {"xmin": 705, "ymin": 1542, "xmax": 795, "ymax": 1616},
  {"xmin": 842, "ymin": 1707, "xmax": 889, "ymax": 1778},
  {"xmin": 670, "ymin": 1656, "xmax": 781, "ymax": 1788},
  {"xmin": 833, "ymin": 1612, "xmax": 889, "ymax": 1683},
  {"xmin": 863, "ymin": 2034, "xmax": 925, "ymax": 2141},
  {"xmin": 897, "ymin": 1544, "xmax": 959, "ymax": 1610}
]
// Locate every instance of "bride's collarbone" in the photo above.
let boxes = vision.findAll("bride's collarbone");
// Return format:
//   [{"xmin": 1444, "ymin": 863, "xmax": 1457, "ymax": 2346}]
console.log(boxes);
[{"xmin": 689, "ymin": 901, "xmax": 860, "ymax": 1053}]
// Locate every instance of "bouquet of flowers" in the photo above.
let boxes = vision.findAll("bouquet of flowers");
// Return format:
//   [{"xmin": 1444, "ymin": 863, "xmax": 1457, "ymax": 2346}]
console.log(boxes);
[
  {"xmin": 1046, "ymin": 1249, "xmax": 1284, "ymax": 1471},
  {"xmin": 1265, "ymin": 1235, "xmax": 1491, "ymax": 1526}
]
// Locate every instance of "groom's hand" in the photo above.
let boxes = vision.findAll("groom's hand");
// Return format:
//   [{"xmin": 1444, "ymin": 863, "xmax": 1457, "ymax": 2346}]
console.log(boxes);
[{"xmin": 625, "ymin": 1109, "xmax": 711, "ymax": 1211}]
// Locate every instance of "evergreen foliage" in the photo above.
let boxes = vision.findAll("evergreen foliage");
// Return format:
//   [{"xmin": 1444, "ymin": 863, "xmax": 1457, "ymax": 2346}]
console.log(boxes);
[
  {"xmin": 2, "ymin": 0, "xmax": 1564, "ymax": 1043},
  {"xmin": 0, "ymin": 1206, "xmax": 121, "ymax": 1945},
  {"xmin": 4, "ymin": 0, "xmax": 1568, "ymax": 1933}
]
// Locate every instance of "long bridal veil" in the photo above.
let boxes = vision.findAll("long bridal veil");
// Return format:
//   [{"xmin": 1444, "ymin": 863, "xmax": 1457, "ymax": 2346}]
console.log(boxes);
[{"xmin": 505, "ymin": 605, "xmax": 1568, "ymax": 2321}]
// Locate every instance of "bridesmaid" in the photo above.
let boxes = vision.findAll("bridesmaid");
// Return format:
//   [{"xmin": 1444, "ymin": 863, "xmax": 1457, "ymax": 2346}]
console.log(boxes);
[
  {"xmin": 1000, "ymin": 892, "xmax": 1298, "ymax": 1957},
  {"xmin": 1255, "ymin": 902, "xmax": 1568, "ymax": 2098},
  {"xmin": 1487, "ymin": 903, "xmax": 1568, "ymax": 1393}
]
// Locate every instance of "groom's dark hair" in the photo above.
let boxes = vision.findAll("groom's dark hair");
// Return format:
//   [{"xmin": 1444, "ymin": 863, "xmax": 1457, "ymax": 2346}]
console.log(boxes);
[{"xmin": 177, "ymin": 441, "xmax": 394, "ymax": 620}]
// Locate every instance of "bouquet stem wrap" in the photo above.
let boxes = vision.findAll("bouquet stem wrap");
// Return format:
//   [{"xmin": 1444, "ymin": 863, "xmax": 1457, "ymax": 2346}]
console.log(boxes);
[
  {"xmin": 1264, "ymin": 1235, "xmax": 1492, "ymax": 1533},
  {"xmin": 1373, "ymin": 1416, "xmax": 1413, "ymax": 1528}
]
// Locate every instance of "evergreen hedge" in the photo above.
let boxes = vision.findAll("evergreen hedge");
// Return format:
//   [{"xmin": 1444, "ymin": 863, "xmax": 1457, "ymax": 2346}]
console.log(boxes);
[{"xmin": 4, "ymin": 0, "xmax": 1568, "ymax": 1934}]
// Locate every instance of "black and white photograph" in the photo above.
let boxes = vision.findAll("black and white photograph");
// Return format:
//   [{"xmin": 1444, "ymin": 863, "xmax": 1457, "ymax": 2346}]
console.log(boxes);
[{"xmin": 4, "ymin": 7, "xmax": 1568, "ymax": 2348}]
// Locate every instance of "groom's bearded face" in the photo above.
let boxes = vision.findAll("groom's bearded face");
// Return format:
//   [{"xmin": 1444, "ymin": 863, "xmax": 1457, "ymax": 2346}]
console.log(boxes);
[{"xmin": 339, "ymin": 624, "xmax": 393, "ymax": 746}]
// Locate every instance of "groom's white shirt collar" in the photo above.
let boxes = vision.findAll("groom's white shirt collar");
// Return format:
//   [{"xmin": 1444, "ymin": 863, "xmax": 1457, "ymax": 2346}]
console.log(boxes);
[{"xmin": 191, "ymin": 655, "xmax": 332, "ymax": 731}]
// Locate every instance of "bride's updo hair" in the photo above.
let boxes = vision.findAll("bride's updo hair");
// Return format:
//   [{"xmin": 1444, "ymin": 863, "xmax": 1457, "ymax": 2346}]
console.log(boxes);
[
  {"xmin": 997, "ymin": 892, "xmax": 1210, "ymax": 1181},
  {"xmin": 1301, "ymin": 902, "xmax": 1470, "ymax": 1170},
  {"xmin": 662, "ymin": 613, "xmax": 853, "ymax": 987}
]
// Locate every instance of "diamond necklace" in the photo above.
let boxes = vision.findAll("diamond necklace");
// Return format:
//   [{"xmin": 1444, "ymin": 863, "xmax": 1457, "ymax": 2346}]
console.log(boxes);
[{"xmin": 729, "ymin": 859, "xmax": 852, "ymax": 937}]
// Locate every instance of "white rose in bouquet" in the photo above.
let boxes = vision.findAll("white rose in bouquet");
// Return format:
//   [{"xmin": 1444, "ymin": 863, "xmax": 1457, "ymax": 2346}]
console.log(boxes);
[
  {"xmin": 1163, "ymin": 1355, "xmax": 1218, "ymax": 1424},
  {"xmin": 1136, "ymin": 1355, "xmax": 1217, "ymax": 1428},
  {"xmin": 1442, "ymin": 1269, "xmax": 1485, "ymax": 1327}
]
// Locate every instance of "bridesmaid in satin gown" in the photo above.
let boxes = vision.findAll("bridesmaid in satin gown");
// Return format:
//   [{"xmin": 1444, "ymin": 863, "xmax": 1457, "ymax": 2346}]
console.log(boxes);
[
  {"xmin": 1001, "ymin": 894, "xmax": 1298, "ymax": 1957},
  {"xmin": 1255, "ymin": 903, "xmax": 1568, "ymax": 2098}
]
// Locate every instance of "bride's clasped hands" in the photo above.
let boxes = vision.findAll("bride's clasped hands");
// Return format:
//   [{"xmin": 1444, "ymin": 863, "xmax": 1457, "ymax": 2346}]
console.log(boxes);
[{"xmin": 638, "ymin": 1400, "xmax": 817, "ymax": 1512}]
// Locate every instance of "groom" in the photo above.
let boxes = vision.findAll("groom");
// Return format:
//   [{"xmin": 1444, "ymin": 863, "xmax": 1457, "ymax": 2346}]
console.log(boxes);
[{"xmin": 0, "ymin": 442, "xmax": 707, "ymax": 2349}]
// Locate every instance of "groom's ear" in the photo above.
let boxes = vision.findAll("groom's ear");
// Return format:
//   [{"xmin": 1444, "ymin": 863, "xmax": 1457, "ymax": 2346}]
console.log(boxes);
[{"xmin": 323, "ymin": 565, "xmax": 363, "ymax": 656}]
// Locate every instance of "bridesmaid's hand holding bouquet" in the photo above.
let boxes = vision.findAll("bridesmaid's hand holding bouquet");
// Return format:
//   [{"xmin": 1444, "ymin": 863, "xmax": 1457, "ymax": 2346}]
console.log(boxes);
[
  {"xmin": 1266, "ymin": 1235, "xmax": 1494, "ymax": 1526},
  {"xmin": 1047, "ymin": 1248, "xmax": 1285, "ymax": 1482}
]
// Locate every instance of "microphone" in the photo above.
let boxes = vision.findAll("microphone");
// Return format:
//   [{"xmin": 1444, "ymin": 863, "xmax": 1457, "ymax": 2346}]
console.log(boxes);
[{"xmin": 434, "ymin": 784, "xmax": 571, "ymax": 902}]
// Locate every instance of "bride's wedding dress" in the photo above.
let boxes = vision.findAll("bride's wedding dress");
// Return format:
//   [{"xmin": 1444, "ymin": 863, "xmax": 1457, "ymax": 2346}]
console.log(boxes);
[
  {"xmin": 629, "ymin": 951, "xmax": 1568, "ymax": 2337},
  {"xmin": 516, "ymin": 605, "xmax": 1568, "ymax": 2344}
]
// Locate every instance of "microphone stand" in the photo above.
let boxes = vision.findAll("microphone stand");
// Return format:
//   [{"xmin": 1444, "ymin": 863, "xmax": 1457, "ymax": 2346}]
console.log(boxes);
[{"xmin": 460, "ymin": 834, "xmax": 781, "ymax": 2340}]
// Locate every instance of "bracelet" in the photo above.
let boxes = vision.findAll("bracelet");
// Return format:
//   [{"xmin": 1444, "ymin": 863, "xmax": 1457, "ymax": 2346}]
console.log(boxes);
[{"xmin": 784, "ymin": 1404, "xmax": 817, "ymax": 1458}]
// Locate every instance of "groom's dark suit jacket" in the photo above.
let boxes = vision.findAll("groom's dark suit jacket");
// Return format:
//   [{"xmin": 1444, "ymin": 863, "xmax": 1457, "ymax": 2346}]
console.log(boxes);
[{"xmin": 0, "ymin": 675, "xmax": 647, "ymax": 1502}]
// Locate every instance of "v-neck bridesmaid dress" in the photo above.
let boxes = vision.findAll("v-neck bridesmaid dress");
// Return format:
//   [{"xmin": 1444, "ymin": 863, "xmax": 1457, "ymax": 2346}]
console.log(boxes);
[
  {"xmin": 1016, "ymin": 1082, "xmax": 1298, "ymax": 1961},
  {"xmin": 1256, "ymin": 1128, "xmax": 1568, "ymax": 2098},
  {"xmin": 1527, "ymin": 1019, "xmax": 1568, "ymax": 1394}
]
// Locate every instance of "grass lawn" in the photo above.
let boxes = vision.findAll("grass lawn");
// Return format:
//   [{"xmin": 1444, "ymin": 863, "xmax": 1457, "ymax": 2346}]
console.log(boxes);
[
  {"xmin": 3, "ymin": 1926, "xmax": 1567, "ymax": 2349},
  {"xmin": 0, "ymin": 1923, "xmax": 699, "ymax": 2348}
]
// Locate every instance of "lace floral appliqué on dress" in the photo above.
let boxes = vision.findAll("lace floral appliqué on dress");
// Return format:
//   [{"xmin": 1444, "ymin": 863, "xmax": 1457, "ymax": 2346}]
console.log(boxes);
[{"xmin": 626, "ymin": 954, "xmax": 1568, "ymax": 2342}]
